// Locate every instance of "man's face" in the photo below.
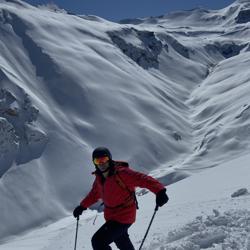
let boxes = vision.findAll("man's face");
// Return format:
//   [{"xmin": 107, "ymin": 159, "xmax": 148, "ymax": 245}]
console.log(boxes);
[
  {"xmin": 93, "ymin": 156, "xmax": 110, "ymax": 173},
  {"xmin": 96, "ymin": 161, "xmax": 110, "ymax": 173}
]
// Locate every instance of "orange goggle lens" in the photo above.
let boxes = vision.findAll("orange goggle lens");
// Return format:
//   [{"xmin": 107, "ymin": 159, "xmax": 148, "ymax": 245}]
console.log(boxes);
[{"xmin": 93, "ymin": 156, "xmax": 109, "ymax": 165}]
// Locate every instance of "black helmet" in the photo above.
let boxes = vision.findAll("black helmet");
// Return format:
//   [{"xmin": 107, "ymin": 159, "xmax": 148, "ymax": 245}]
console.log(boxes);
[{"xmin": 92, "ymin": 147, "xmax": 112, "ymax": 160}]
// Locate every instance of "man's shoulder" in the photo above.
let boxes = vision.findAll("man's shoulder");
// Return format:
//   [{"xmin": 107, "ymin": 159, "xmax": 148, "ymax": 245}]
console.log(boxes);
[
  {"xmin": 113, "ymin": 161, "xmax": 136, "ymax": 176},
  {"xmin": 114, "ymin": 160, "xmax": 129, "ymax": 168},
  {"xmin": 113, "ymin": 161, "xmax": 132, "ymax": 174}
]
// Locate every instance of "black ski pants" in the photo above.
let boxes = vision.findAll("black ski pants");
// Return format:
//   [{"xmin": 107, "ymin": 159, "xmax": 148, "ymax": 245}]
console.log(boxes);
[{"xmin": 91, "ymin": 220, "xmax": 135, "ymax": 250}]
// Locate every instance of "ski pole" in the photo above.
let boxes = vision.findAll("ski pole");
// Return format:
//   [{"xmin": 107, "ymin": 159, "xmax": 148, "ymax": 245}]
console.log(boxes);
[
  {"xmin": 139, "ymin": 205, "xmax": 159, "ymax": 250},
  {"xmin": 93, "ymin": 202, "xmax": 104, "ymax": 225},
  {"xmin": 74, "ymin": 216, "xmax": 80, "ymax": 250}
]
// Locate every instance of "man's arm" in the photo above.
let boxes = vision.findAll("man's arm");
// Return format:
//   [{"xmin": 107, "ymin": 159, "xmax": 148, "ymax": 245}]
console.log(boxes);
[
  {"xmin": 80, "ymin": 178, "xmax": 101, "ymax": 208},
  {"xmin": 73, "ymin": 178, "xmax": 101, "ymax": 218},
  {"xmin": 119, "ymin": 167, "xmax": 169, "ymax": 207},
  {"xmin": 119, "ymin": 167, "xmax": 165, "ymax": 194}
]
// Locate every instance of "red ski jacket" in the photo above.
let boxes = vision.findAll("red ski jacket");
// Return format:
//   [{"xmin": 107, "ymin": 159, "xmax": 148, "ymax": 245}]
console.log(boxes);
[{"xmin": 80, "ymin": 162, "xmax": 165, "ymax": 224}]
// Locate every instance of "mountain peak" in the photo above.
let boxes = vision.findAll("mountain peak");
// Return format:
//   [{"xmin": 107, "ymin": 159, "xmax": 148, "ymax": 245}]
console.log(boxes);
[
  {"xmin": 0, "ymin": 0, "xmax": 30, "ymax": 8},
  {"xmin": 235, "ymin": 0, "xmax": 250, "ymax": 3},
  {"xmin": 233, "ymin": 0, "xmax": 250, "ymax": 8}
]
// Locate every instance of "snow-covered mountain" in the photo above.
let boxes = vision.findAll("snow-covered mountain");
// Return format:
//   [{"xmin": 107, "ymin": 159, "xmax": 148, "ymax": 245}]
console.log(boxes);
[{"xmin": 0, "ymin": 0, "xmax": 250, "ymax": 244}]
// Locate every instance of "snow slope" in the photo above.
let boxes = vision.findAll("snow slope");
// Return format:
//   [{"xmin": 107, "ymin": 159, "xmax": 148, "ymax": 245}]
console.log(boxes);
[
  {"xmin": 1, "ymin": 151, "xmax": 250, "ymax": 250},
  {"xmin": 0, "ymin": 0, "xmax": 250, "ymax": 243}
]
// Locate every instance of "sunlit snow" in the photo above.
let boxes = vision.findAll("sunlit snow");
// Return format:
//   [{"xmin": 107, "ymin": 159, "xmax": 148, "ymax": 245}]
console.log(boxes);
[{"xmin": 0, "ymin": 0, "xmax": 250, "ymax": 249}]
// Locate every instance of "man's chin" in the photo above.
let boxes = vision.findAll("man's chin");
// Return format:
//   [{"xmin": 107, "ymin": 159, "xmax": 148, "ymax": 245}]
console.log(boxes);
[
  {"xmin": 100, "ymin": 168, "xmax": 110, "ymax": 173},
  {"xmin": 98, "ymin": 165, "xmax": 110, "ymax": 173}
]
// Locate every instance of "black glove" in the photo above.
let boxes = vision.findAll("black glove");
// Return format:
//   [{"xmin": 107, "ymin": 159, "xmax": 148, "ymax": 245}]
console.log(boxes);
[
  {"xmin": 73, "ymin": 205, "xmax": 86, "ymax": 218},
  {"xmin": 156, "ymin": 188, "xmax": 169, "ymax": 207}
]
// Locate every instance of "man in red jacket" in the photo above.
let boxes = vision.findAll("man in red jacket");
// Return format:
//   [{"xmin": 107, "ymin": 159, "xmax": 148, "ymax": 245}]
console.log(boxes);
[{"xmin": 73, "ymin": 147, "xmax": 169, "ymax": 250}]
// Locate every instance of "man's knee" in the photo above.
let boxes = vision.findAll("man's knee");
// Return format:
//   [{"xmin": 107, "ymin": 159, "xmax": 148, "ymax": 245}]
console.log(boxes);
[
  {"xmin": 115, "ymin": 233, "xmax": 135, "ymax": 250},
  {"xmin": 91, "ymin": 232, "xmax": 111, "ymax": 250},
  {"xmin": 91, "ymin": 232, "xmax": 101, "ymax": 248}
]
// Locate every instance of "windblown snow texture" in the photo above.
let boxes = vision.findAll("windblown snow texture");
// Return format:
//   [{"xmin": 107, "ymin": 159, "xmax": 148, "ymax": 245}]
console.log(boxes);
[{"xmin": 0, "ymin": 0, "xmax": 250, "ymax": 247}]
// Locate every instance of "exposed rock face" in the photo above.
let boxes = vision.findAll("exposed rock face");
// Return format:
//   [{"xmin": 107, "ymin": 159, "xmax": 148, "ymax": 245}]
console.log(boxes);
[
  {"xmin": 0, "ymin": 88, "xmax": 48, "ymax": 177},
  {"xmin": 231, "ymin": 188, "xmax": 249, "ymax": 198},
  {"xmin": 205, "ymin": 42, "xmax": 247, "ymax": 59},
  {"xmin": 0, "ymin": 117, "xmax": 18, "ymax": 175},
  {"xmin": 157, "ymin": 32, "xmax": 189, "ymax": 59},
  {"xmin": 108, "ymin": 28, "xmax": 163, "ymax": 69},
  {"xmin": 235, "ymin": 9, "xmax": 250, "ymax": 23}
]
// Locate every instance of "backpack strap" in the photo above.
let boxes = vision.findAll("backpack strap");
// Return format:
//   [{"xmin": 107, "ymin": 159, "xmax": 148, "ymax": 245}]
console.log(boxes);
[{"xmin": 113, "ymin": 162, "xmax": 139, "ymax": 209}]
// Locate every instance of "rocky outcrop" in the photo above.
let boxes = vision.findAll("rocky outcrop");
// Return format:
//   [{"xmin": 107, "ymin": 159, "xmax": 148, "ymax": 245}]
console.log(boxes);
[
  {"xmin": 235, "ymin": 9, "xmax": 250, "ymax": 23},
  {"xmin": 0, "ymin": 88, "xmax": 48, "ymax": 177},
  {"xmin": 108, "ymin": 28, "xmax": 164, "ymax": 69},
  {"xmin": 205, "ymin": 42, "xmax": 247, "ymax": 59}
]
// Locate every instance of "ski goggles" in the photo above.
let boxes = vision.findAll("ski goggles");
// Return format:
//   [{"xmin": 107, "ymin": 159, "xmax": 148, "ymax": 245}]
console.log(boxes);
[{"xmin": 93, "ymin": 156, "xmax": 110, "ymax": 165}]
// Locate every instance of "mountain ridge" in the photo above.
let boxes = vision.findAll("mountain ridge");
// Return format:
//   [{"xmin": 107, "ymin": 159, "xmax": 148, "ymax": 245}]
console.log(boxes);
[{"xmin": 0, "ymin": 0, "xmax": 250, "ymax": 240}]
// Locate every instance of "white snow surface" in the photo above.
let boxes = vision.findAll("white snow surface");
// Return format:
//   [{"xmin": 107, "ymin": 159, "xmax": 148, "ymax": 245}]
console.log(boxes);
[
  {"xmin": 1, "ymin": 0, "xmax": 250, "ymax": 248},
  {"xmin": 1, "ymin": 152, "xmax": 250, "ymax": 250}
]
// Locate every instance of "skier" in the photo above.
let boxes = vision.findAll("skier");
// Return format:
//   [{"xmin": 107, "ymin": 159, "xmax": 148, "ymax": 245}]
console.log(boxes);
[{"xmin": 73, "ymin": 147, "xmax": 169, "ymax": 250}]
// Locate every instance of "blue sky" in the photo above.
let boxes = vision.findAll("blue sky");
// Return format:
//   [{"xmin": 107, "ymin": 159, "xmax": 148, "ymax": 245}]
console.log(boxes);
[{"xmin": 24, "ymin": 0, "xmax": 236, "ymax": 21}]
